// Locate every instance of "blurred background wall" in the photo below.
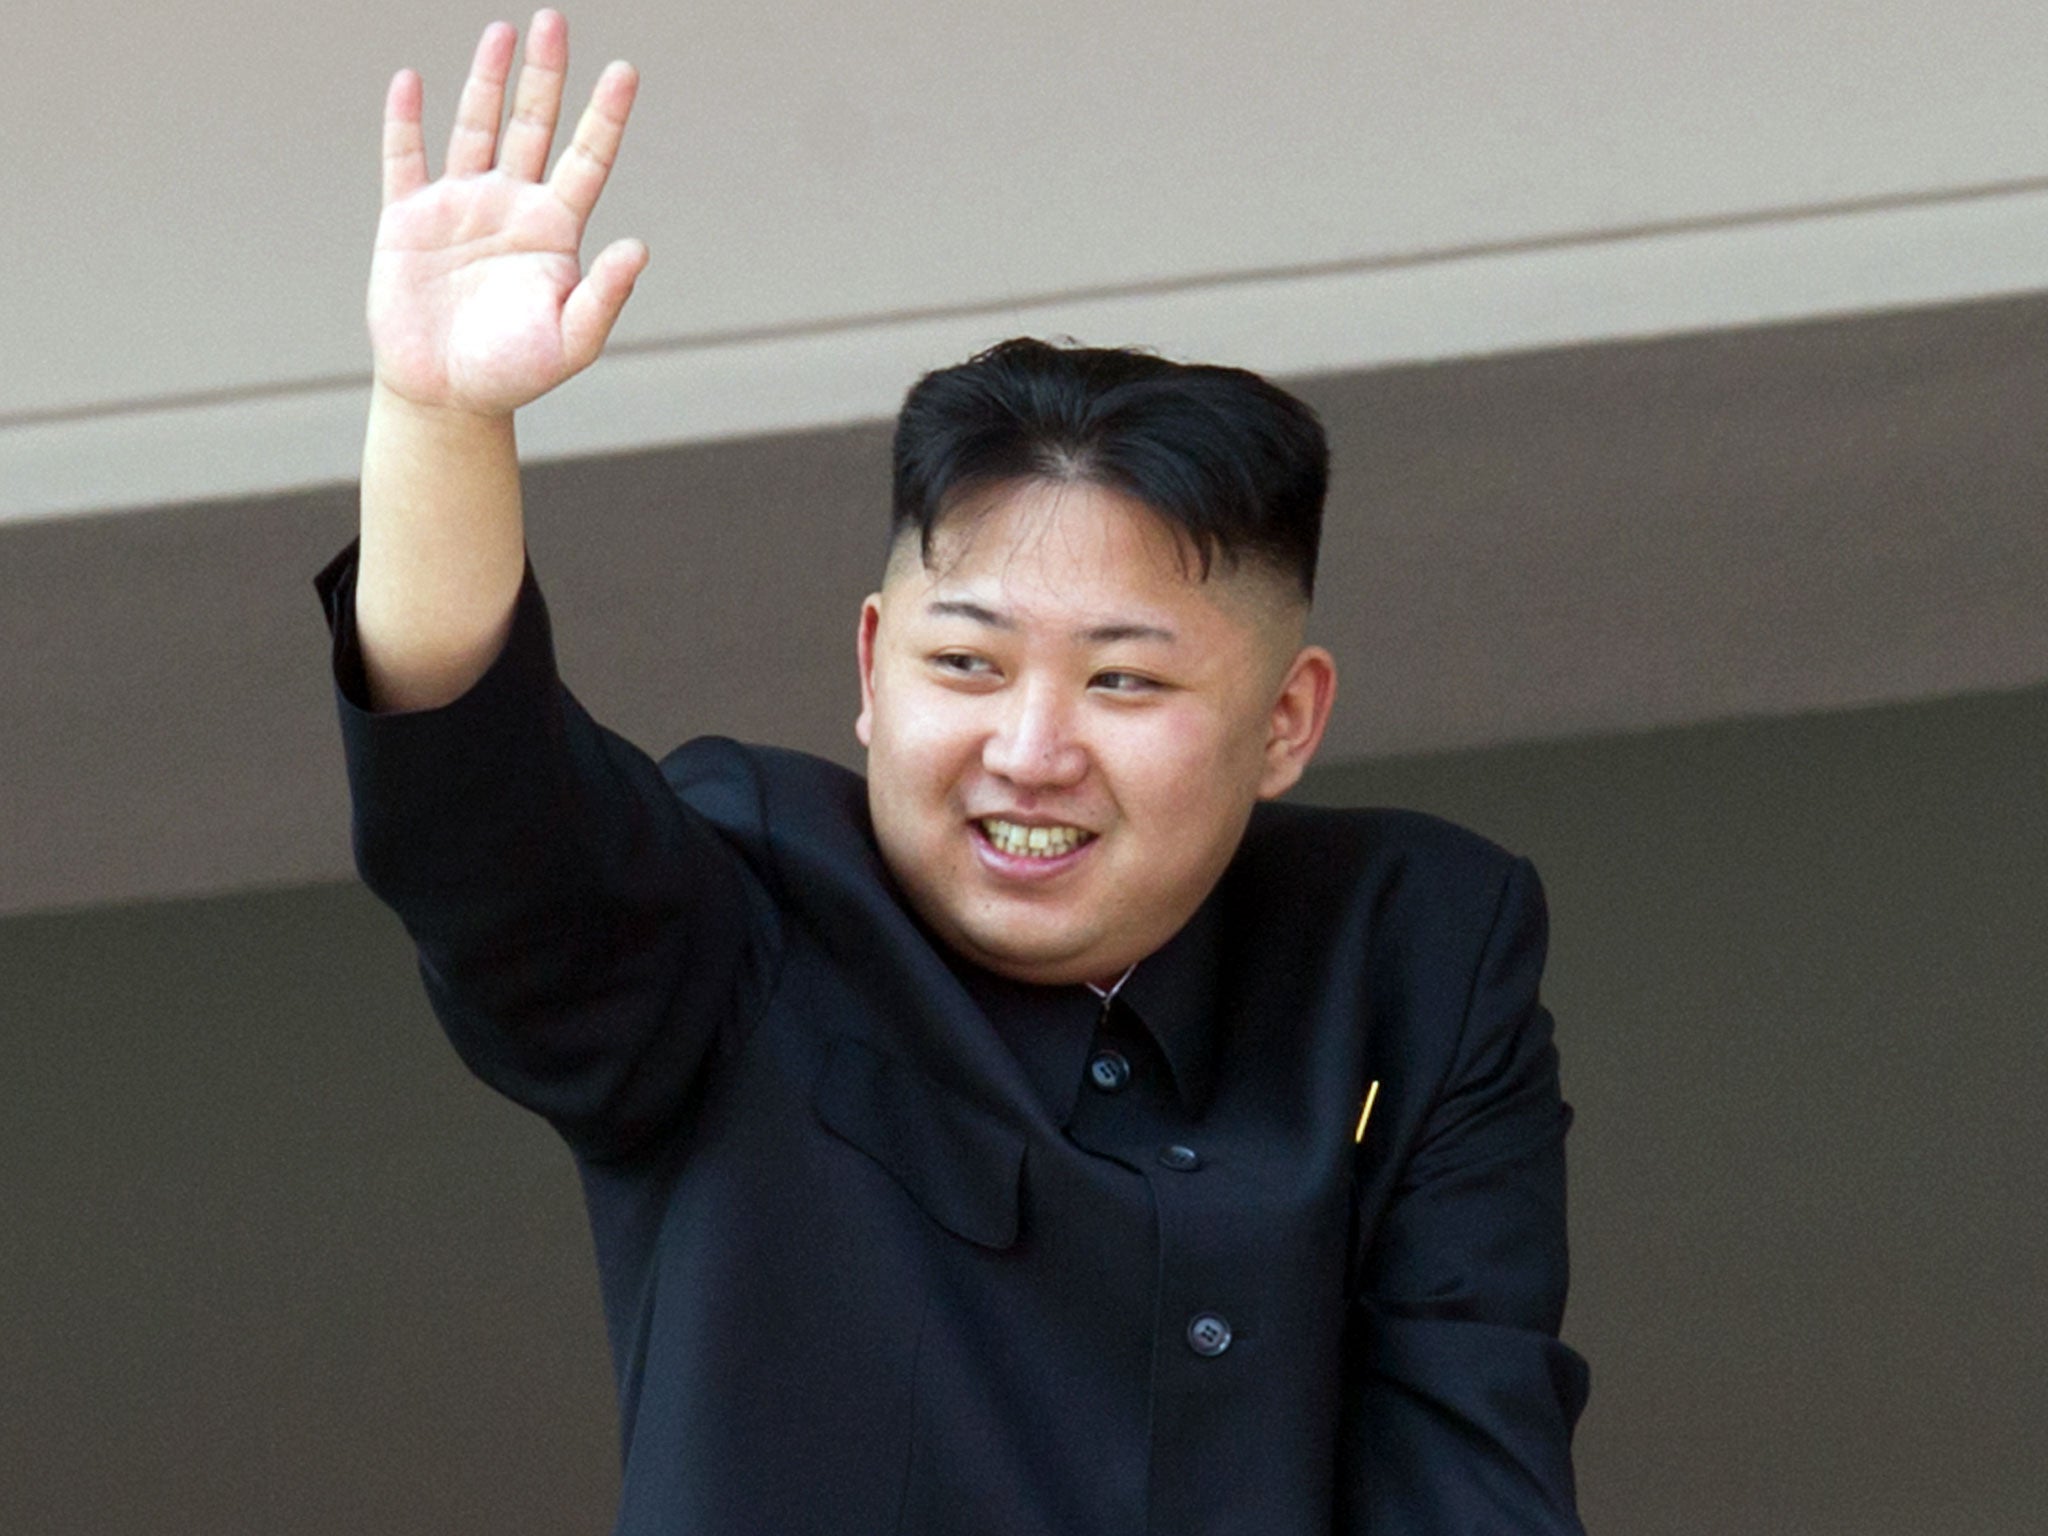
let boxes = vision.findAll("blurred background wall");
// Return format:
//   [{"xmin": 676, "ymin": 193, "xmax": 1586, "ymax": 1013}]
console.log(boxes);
[{"xmin": 4, "ymin": 3, "xmax": 2045, "ymax": 1531}]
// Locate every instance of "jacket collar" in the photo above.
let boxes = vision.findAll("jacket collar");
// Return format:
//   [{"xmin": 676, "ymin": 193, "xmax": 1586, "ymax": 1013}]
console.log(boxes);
[
  {"xmin": 942, "ymin": 877, "xmax": 1227, "ymax": 1123},
  {"xmin": 1115, "ymin": 879, "xmax": 1226, "ymax": 1117}
]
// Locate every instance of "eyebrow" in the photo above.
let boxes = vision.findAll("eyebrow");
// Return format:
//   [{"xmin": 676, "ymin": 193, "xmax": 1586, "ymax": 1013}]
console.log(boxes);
[
  {"xmin": 926, "ymin": 599, "xmax": 1012, "ymax": 629},
  {"xmin": 924, "ymin": 599, "xmax": 1177, "ymax": 646}
]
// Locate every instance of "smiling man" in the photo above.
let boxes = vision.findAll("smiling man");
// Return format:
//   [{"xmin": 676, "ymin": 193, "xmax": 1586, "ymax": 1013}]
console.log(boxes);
[
  {"xmin": 321, "ymin": 13, "xmax": 1588, "ymax": 1536},
  {"xmin": 858, "ymin": 470, "xmax": 1335, "ymax": 990}
]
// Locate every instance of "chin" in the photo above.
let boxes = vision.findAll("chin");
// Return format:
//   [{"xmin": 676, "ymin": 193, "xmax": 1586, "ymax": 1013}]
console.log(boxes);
[{"xmin": 951, "ymin": 919, "xmax": 1105, "ymax": 987}]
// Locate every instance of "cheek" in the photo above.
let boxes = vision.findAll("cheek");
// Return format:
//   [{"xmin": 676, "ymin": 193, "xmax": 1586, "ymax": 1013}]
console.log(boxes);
[
  {"xmin": 1106, "ymin": 709, "xmax": 1255, "ymax": 822},
  {"xmin": 870, "ymin": 687, "xmax": 979, "ymax": 804}
]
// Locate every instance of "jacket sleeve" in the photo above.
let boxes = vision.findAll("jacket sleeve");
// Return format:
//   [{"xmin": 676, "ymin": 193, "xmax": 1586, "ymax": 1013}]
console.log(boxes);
[
  {"xmin": 315, "ymin": 541, "xmax": 779, "ymax": 1162},
  {"xmin": 1339, "ymin": 855, "xmax": 1591, "ymax": 1533}
]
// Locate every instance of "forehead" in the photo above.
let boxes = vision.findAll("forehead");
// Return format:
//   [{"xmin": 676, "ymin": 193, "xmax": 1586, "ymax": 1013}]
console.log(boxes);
[{"xmin": 888, "ymin": 480, "xmax": 1277, "ymax": 635}]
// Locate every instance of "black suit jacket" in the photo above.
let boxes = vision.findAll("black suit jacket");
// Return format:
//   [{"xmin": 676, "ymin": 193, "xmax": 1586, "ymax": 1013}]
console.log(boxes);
[{"xmin": 321, "ymin": 545, "xmax": 1589, "ymax": 1534}]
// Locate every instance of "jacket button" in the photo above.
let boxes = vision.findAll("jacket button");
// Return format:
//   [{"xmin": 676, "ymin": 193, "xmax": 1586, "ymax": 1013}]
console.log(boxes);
[
  {"xmin": 1087, "ymin": 1048, "xmax": 1131, "ymax": 1092},
  {"xmin": 1186, "ymin": 1312, "xmax": 1233, "ymax": 1357},
  {"xmin": 1157, "ymin": 1143, "xmax": 1202, "ymax": 1171}
]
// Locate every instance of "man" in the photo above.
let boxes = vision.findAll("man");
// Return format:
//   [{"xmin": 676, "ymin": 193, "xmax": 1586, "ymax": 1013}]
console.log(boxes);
[{"xmin": 323, "ymin": 11, "xmax": 1589, "ymax": 1533}]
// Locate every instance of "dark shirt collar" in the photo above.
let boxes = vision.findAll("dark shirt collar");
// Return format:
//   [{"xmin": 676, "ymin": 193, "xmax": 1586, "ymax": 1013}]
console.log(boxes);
[
  {"xmin": 943, "ymin": 879, "xmax": 1228, "ymax": 1122},
  {"xmin": 1114, "ymin": 880, "xmax": 1226, "ymax": 1116}
]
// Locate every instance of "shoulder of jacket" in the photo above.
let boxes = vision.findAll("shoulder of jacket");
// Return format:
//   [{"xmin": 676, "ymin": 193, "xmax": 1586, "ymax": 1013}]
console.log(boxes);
[
  {"xmin": 657, "ymin": 737, "xmax": 858, "ymax": 817},
  {"xmin": 1242, "ymin": 799, "xmax": 1524, "ymax": 891},
  {"xmin": 658, "ymin": 737, "xmax": 885, "ymax": 885}
]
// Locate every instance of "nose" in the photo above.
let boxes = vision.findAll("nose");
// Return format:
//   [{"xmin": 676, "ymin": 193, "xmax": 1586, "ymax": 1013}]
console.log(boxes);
[{"xmin": 981, "ymin": 679, "xmax": 1088, "ymax": 789}]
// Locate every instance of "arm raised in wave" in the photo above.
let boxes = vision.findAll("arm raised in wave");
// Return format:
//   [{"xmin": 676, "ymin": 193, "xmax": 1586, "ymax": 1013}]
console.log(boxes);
[
  {"xmin": 357, "ymin": 8, "xmax": 647, "ymax": 712},
  {"xmin": 327, "ymin": 14, "xmax": 772, "ymax": 1161}
]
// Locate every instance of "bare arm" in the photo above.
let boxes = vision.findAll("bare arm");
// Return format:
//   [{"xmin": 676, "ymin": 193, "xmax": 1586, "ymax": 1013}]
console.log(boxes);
[{"xmin": 357, "ymin": 11, "xmax": 646, "ymax": 710}]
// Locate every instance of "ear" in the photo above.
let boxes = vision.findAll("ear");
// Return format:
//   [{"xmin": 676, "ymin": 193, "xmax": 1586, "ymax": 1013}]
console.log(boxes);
[
  {"xmin": 1256, "ymin": 645, "xmax": 1337, "ymax": 800},
  {"xmin": 854, "ymin": 594, "xmax": 883, "ymax": 747}
]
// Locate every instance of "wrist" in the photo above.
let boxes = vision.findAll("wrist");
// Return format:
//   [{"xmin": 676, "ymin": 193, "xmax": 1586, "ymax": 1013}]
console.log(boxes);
[{"xmin": 368, "ymin": 378, "xmax": 516, "ymax": 435}]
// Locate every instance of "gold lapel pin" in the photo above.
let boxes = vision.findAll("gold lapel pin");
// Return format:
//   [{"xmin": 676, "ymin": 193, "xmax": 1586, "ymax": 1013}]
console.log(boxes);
[{"xmin": 1353, "ymin": 1079, "xmax": 1381, "ymax": 1144}]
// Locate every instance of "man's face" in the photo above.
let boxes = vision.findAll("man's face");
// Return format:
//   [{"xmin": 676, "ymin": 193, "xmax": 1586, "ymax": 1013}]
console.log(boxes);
[{"xmin": 856, "ymin": 479, "xmax": 1335, "ymax": 987}]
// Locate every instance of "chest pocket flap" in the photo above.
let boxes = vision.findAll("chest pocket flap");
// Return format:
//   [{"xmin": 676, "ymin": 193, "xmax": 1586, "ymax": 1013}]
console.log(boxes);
[{"xmin": 813, "ymin": 1034, "xmax": 1025, "ymax": 1250}]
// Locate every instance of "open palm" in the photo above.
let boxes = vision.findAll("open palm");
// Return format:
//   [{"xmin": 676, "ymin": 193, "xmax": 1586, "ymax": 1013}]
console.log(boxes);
[{"xmin": 368, "ymin": 11, "xmax": 646, "ymax": 415}]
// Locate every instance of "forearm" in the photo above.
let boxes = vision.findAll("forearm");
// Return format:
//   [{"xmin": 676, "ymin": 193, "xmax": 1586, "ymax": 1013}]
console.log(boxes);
[{"xmin": 355, "ymin": 382, "xmax": 526, "ymax": 711}]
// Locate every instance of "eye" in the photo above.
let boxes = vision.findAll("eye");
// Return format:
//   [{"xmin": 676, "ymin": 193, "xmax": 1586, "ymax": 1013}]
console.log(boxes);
[
  {"xmin": 930, "ymin": 651, "xmax": 998, "ymax": 680},
  {"xmin": 1090, "ymin": 670, "xmax": 1161, "ymax": 694}
]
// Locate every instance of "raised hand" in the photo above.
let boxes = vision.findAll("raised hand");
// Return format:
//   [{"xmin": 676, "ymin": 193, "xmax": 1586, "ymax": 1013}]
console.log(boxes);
[{"xmin": 368, "ymin": 10, "xmax": 647, "ymax": 415}]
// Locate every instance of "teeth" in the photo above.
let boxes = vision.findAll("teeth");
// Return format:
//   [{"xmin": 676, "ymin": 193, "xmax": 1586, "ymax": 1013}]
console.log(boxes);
[{"xmin": 981, "ymin": 818, "xmax": 1091, "ymax": 859}]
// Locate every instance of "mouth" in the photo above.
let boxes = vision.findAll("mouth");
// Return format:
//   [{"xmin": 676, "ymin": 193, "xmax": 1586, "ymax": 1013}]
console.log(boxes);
[{"xmin": 975, "ymin": 816, "xmax": 1097, "ymax": 861}]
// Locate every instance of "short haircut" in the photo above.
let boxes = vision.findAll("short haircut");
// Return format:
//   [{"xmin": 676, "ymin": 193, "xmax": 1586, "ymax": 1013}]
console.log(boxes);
[{"xmin": 891, "ymin": 337, "xmax": 1329, "ymax": 601}]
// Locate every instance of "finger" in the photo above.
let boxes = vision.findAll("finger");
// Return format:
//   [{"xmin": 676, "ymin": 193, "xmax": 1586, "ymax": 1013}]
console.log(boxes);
[
  {"xmin": 445, "ymin": 20, "xmax": 517, "ymax": 177},
  {"xmin": 498, "ymin": 9, "xmax": 569, "ymax": 182},
  {"xmin": 381, "ymin": 69, "xmax": 428, "ymax": 206},
  {"xmin": 561, "ymin": 238, "xmax": 650, "ymax": 374},
  {"xmin": 548, "ymin": 61, "xmax": 638, "ymax": 224}
]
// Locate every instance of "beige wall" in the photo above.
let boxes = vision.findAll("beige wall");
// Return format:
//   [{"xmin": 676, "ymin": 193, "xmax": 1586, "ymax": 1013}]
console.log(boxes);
[{"xmin": 11, "ymin": 3, "xmax": 2048, "ymax": 520}]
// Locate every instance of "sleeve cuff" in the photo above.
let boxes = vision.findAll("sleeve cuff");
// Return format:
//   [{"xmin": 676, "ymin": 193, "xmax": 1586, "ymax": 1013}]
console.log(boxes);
[
  {"xmin": 312, "ymin": 538, "xmax": 582, "ymax": 850},
  {"xmin": 312, "ymin": 537, "xmax": 554, "ymax": 721}
]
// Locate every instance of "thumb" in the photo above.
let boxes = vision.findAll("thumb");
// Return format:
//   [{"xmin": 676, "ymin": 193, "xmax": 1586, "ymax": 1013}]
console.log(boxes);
[{"xmin": 561, "ymin": 238, "xmax": 650, "ymax": 375}]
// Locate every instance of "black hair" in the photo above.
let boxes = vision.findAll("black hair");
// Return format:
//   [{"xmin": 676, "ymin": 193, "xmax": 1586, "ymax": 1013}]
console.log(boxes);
[{"xmin": 891, "ymin": 337, "xmax": 1328, "ymax": 601}]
